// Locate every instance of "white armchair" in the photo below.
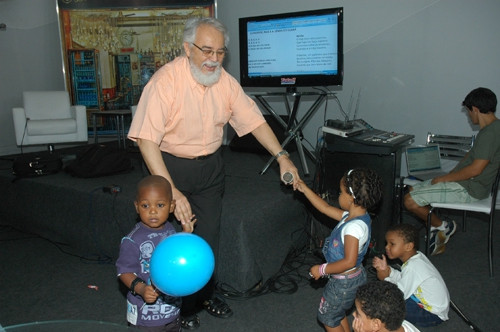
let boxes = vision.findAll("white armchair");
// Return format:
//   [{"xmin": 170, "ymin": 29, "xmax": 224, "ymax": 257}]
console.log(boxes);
[{"xmin": 12, "ymin": 91, "xmax": 88, "ymax": 146}]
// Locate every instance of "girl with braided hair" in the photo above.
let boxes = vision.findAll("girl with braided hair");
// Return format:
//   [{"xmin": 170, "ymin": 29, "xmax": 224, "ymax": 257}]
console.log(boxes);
[{"xmin": 296, "ymin": 168, "xmax": 383, "ymax": 332}]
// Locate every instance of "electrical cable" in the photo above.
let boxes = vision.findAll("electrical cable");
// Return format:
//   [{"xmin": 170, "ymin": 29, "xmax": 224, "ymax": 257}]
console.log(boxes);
[
  {"xmin": 1, "ymin": 183, "xmax": 123, "ymax": 265},
  {"xmin": 87, "ymin": 187, "xmax": 114, "ymax": 264},
  {"xmin": 216, "ymin": 124, "xmax": 329, "ymax": 300},
  {"xmin": 216, "ymin": 211, "xmax": 324, "ymax": 300},
  {"xmin": 0, "ymin": 224, "xmax": 113, "ymax": 264},
  {"xmin": 110, "ymin": 190, "xmax": 128, "ymax": 236},
  {"xmin": 0, "ymin": 156, "xmax": 14, "ymax": 171},
  {"xmin": 20, "ymin": 119, "xmax": 28, "ymax": 155}
]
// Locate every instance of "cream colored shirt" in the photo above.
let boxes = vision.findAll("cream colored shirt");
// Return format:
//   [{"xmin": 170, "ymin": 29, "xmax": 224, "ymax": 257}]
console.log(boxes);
[
  {"xmin": 402, "ymin": 320, "xmax": 420, "ymax": 332},
  {"xmin": 128, "ymin": 56, "xmax": 265, "ymax": 158}
]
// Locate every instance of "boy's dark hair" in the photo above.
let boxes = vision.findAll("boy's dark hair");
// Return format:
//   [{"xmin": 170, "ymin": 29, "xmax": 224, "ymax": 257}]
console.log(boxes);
[
  {"xmin": 387, "ymin": 223, "xmax": 419, "ymax": 251},
  {"xmin": 462, "ymin": 87, "xmax": 497, "ymax": 114},
  {"xmin": 356, "ymin": 281, "xmax": 406, "ymax": 330},
  {"xmin": 343, "ymin": 168, "xmax": 383, "ymax": 211},
  {"xmin": 136, "ymin": 175, "xmax": 172, "ymax": 199}
]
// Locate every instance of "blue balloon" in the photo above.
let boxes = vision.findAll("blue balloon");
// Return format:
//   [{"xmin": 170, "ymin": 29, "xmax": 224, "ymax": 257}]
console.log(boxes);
[{"xmin": 150, "ymin": 233, "xmax": 215, "ymax": 297}]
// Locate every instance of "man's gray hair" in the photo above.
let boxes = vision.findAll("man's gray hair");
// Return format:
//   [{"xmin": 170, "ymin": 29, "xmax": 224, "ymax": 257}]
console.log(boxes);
[{"xmin": 183, "ymin": 17, "xmax": 229, "ymax": 47}]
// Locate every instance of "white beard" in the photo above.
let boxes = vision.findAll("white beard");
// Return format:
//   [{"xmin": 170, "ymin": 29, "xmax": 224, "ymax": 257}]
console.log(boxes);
[{"xmin": 189, "ymin": 59, "xmax": 222, "ymax": 87}]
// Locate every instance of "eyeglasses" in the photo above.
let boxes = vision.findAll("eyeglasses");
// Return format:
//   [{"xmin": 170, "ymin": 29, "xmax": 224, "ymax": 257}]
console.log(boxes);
[{"xmin": 192, "ymin": 43, "xmax": 227, "ymax": 58}]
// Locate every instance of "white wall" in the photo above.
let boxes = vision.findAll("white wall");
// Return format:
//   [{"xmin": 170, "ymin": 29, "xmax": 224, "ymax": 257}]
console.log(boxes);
[
  {"xmin": 1, "ymin": 0, "xmax": 500, "ymax": 155},
  {"xmin": 218, "ymin": 0, "xmax": 500, "ymax": 147},
  {"xmin": 0, "ymin": 0, "xmax": 65, "ymax": 155}
]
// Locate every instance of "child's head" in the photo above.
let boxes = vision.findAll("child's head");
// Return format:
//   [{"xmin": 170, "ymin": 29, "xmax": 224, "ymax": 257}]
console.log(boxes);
[
  {"xmin": 353, "ymin": 280, "xmax": 406, "ymax": 332},
  {"xmin": 384, "ymin": 223, "xmax": 418, "ymax": 260},
  {"xmin": 134, "ymin": 175, "xmax": 175, "ymax": 229},
  {"xmin": 341, "ymin": 168, "xmax": 383, "ymax": 211}
]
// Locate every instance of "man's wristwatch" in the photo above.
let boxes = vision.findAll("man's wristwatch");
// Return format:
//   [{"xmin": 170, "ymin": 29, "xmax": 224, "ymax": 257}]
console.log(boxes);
[{"xmin": 275, "ymin": 150, "xmax": 289, "ymax": 159}]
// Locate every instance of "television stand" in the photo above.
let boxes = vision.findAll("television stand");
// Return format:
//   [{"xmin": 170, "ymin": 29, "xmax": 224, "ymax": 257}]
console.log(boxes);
[{"xmin": 251, "ymin": 91, "xmax": 333, "ymax": 176}]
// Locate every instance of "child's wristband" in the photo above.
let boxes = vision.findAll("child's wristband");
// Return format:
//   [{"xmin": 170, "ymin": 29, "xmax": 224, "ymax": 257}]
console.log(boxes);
[
  {"xmin": 130, "ymin": 277, "xmax": 145, "ymax": 296},
  {"xmin": 320, "ymin": 263, "xmax": 328, "ymax": 277}
]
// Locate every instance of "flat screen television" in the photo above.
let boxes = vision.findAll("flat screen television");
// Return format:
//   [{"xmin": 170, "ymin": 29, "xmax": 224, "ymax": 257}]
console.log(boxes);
[{"xmin": 239, "ymin": 7, "xmax": 343, "ymax": 91}]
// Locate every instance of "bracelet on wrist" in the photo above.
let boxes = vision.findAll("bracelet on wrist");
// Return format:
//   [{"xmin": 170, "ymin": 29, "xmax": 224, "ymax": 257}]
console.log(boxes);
[
  {"xmin": 320, "ymin": 263, "xmax": 328, "ymax": 277},
  {"xmin": 275, "ymin": 150, "xmax": 289, "ymax": 159},
  {"xmin": 130, "ymin": 277, "xmax": 145, "ymax": 296}
]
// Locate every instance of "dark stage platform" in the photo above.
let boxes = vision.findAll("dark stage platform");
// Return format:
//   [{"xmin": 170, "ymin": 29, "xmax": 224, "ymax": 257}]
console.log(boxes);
[{"xmin": 0, "ymin": 145, "xmax": 310, "ymax": 292}]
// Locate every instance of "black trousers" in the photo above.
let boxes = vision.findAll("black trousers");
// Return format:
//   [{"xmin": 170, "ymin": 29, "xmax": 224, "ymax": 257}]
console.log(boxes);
[{"xmin": 162, "ymin": 149, "xmax": 225, "ymax": 315}]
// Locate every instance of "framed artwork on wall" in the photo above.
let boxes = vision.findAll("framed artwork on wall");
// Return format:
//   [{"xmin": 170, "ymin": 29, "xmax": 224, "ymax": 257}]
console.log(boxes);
[{"xmin": 57, "ymin": 0, "xmax": 216, "ymax": 112}]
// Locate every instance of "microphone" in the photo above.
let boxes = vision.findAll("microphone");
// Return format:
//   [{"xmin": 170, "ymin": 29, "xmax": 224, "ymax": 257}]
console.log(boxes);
[{"xmin": 282, "ymin": 172, "xmax": 294, "ymax": 184}]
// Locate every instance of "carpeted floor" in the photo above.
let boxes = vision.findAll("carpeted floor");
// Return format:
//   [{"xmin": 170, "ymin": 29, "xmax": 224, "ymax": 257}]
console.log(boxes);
[
  {"xmin": 1, "ymin": 210, "xmax": 498, "ymax": 331},
  {"xmin": 0, "ymin": 144, "xmax": 498, "ymax": 331}
]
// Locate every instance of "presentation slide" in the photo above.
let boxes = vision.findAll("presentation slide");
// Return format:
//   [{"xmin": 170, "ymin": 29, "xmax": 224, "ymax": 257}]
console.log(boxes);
[{"xmin": 247, "ymin": 14, "xmax": 338, "ymax": 77}]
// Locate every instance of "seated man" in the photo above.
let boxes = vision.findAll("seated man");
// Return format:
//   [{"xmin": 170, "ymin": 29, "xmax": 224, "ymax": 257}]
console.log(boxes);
[{"xmin": 404, "ymin": 87, "xmax": 500, "ymax": 255}]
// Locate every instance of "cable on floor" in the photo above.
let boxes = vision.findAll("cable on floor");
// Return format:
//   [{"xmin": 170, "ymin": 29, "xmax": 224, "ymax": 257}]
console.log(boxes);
[{"xmin": 216, "ymin": 212, "xmax": 324, "ymax": 300}]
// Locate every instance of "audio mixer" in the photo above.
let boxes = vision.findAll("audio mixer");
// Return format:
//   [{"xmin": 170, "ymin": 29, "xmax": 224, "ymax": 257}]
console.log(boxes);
[{"xmin": 322, "ymin": 119, "xmax": 414, "ymax": 154}]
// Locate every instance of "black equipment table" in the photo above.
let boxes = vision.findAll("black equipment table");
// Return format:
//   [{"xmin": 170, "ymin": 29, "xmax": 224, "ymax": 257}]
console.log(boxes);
[{"xmin": 319, "ymin": 128, "xmax": 414, "ymax": 252}]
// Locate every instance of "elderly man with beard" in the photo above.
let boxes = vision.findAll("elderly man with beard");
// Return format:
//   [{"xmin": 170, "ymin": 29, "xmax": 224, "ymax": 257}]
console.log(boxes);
[{"xmin": 128, "ymin": 17, "xmax": 300, "ymax": 330}]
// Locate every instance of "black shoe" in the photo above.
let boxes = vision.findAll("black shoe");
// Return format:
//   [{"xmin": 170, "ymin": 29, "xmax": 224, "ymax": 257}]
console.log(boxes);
[
  {"xmin": 181, "ymin": 314, "xmax": 200, "ymax": 330},
  {"xmin": 202, "ymin": 296, "xmax": 233, "ymax": 319}
]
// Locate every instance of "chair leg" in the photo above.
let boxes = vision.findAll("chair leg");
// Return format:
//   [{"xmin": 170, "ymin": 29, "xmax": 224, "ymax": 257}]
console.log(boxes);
[
  {"xmin": 426, "ymin": 207, "xmax": 435, "ymax": 256},
  {"xmin": 489, "ymin": 212, "xmax": 494, "ymax": 278},
  {"xmin": 399, "ymin": 179, "xmax": 405, "ymax": 224},
  {"xmin": 463, "ymin": 211, "xmax": 467, "ymax": 232},
  {"xmin": 450, "ymin": 300, "xmax": 483, "ymax": 331}
]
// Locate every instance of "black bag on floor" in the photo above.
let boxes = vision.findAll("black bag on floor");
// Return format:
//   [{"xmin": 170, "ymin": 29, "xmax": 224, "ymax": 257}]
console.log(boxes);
[
  {"xmin": 13, "ymin": 151, "xmax": 63, "ymax": 178},
  {"xmin": 65, "ymin": 144, "xmax": 133, "ymax": 178}
]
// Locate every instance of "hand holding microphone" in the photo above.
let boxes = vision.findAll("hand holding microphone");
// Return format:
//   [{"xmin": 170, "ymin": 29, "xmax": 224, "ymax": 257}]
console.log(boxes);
[{"xmin": 282, "ymin": 171, "xmax": 294, "ymax": 184}]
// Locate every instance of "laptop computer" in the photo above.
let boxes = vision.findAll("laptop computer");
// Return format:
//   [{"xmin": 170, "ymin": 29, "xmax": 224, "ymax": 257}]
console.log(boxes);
[{"xmin": 405, "ymin": 145, "xmax": 448, "ymax": 181}]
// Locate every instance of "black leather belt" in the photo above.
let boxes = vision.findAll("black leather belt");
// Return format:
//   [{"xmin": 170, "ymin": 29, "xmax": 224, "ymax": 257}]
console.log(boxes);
[
  {"xmin": 191, "ymin": 153, "xmax": 214, "ymax": 160},
  {"xmin": 167, "ymin": 149, "xmax": 218, "ymax": 161}
]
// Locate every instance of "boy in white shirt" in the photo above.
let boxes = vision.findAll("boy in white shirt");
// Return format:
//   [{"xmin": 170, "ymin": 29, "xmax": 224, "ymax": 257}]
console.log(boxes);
[{"xmin": 372, "ymin": 223, "xmax": 449, "ymax": 327}]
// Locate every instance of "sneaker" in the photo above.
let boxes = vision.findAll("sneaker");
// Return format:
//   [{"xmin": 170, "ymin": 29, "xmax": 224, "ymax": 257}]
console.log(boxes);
[
  {"xmin": 428, "ymin": 229, "xmax": 439, "ymax": 249},
  {"xmin": 431, "ymin": 231, "xmax": 446, "ymax": 256},
  {"xmin": 442, "ymin": 220, "xmax": 457, "ymax": 244}
]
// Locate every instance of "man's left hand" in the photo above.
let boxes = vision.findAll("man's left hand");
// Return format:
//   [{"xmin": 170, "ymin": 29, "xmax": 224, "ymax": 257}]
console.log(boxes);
[{"xmin": 277, "ymin": 155, "xmax": 300, "ymax": 189}]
